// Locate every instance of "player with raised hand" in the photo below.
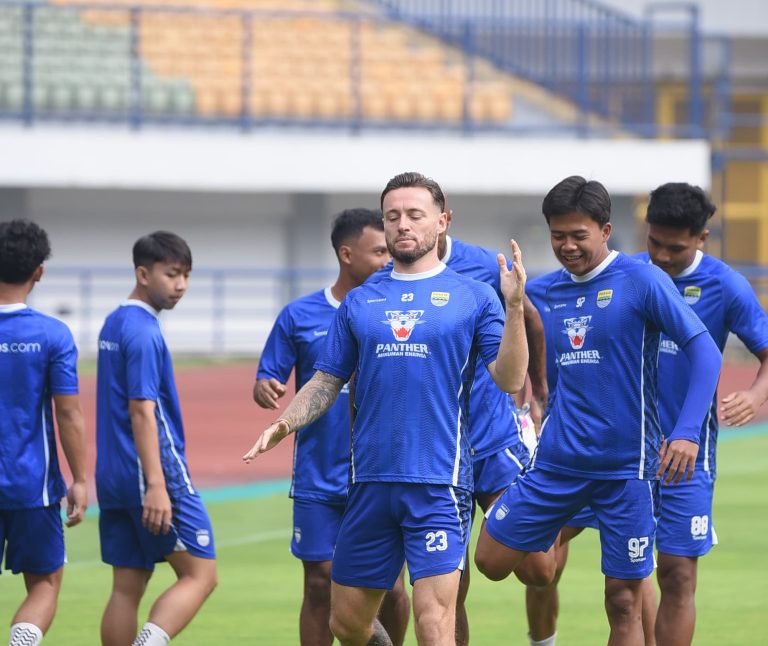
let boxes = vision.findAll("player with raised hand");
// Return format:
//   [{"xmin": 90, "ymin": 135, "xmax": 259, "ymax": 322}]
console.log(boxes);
[
  {"xmin": 425, "ymin": 210, "xmax": 550, "ymax": 646},
  {"xmin": 253, "ymin": 208, "xmax": 410, "ymax": 646},
  {"xmin": 0, "ymin": 219, "xmax": 88, "ymax": 646},
  {"xmin": 641, "ymin": 182, "xmax": 768, "ymax": 646},
  {"xmin": 475, "ymin": 175, "xmax": 723, "ymax": 645},
  {"xmin": 96, "ymin": 232, "xmax": 217, "ymax": 646},
  {"xmin": 245, "ymin": 171, "xmax": 529, "ymax": 646}
]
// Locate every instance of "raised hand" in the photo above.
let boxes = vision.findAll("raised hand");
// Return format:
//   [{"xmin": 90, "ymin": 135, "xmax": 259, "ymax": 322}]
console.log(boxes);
[{"xmin": 498, "ymin": 239, "xmax": 527, "ymax": 310}]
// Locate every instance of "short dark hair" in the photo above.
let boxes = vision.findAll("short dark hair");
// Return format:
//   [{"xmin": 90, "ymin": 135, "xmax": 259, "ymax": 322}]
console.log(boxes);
[
  {"xmin": 542, "ymin": 175, "xmax": 611, "ymax": 226},
  {"xmin": 0, "ymin": 219, "xmax": 51, "ymax": 284},
  {"xmin": 331, "ymin": 208, "xmax": 384, "ymax": 257},
  {"xmin": 380, "ymin": 172, "xmax": 446, "ymax": 213},
  {"xmin": 646, "ymin": 182, "xmax": 716, "ymax": 235},
  {"xmin": 132, "ymin": 231, "xmax": 192, "ymax": 270}
]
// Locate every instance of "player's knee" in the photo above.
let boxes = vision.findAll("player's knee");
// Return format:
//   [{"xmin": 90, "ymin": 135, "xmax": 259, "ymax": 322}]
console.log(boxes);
[
  {"xmin": 474, "ymin": 549, "xmax": 511, "ymax": 581},
  {"xmin": 658, "ymin": 562, "xmax": 696, "ymax": 600},
  {"xmin": 514, "ymin": 554, "xmax": 556, "ymax": 586},
  {"xmin": 604, "ymin": 584, "xmax": 640, "ymax": 624},
  {"xmin": 414, "ymin": 605, "xmax": 452, "ymax": 643},
  {"xmin": 329, "ymin": 609, "xmax": 369, "ymax": 643},
  {"xmin": 304, "ymin": 569, "xmax": 332, "ymax": 609}
]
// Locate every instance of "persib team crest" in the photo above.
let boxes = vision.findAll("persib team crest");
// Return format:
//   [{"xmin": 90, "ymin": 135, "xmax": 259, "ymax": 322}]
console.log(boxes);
[
  {"xmin": 683, "ymin": 286, "xmax": 701, "ymax": 305},
  {"xmin": 563, "ymin": 316, "xmax": 592, "ymax": 349},
  {"xmin": 383, "ymin": 310, "xmax": 424, "ymax": 341},
  {"xmin": 430, "ymin": 291, "xmax": 450, "ymax": 307},
  {"xmin": 596, "ymin": 289, "xmax": 613, "ymax": 308}
]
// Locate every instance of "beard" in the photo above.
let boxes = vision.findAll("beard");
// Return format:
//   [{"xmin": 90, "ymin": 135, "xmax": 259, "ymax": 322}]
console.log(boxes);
[{"xmin": 386, "ymin": 229, "xmax": 438, "ymax": 265}]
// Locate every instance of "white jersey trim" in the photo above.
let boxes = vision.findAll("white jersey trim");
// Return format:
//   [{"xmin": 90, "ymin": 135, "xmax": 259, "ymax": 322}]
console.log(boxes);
[
  {"xmin": 638, "ymin": 331, "xmax": 647, "ymax": 480},
  {"xmin": 41, "ymin": 404, "xmax": 51, "ymax": 506},
  {"xmin": 570, "ymin": 250, "xmax": 619, "ymax": 283},
  {"xmin": 121, "ymin": 299, "xmax": 160, "ymax": 318},
  {"xmin": 157, "ymin": 399, "xmax": 196, "ymax": 495},
  {"xmin": 0, "ymin": 303, "xmax": 27, "ymax": 312},
  {"xmin": 452, "ymin": 352, "xmax": 471, "ymax": 486},
  {"xmin": 391, "ymin": 262, "xmax": 447, "ymax": 282},
  {"xmin": 703, "ymin": 408, "xmax": 713, "ymax": 473},
  {"xmin": 324, "ymin": 287, "xmax": 341, "ymax": 309},
  {"xmin": 677, "ymin": 250, "xmax": 704, "ymax": 278}
]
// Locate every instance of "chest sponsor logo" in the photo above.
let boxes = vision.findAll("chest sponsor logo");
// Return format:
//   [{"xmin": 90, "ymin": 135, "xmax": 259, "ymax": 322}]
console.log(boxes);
[
  {"xmin": 367, "ymin": 297, "xmax": 386, "ymax": 304},
  {"xmin": 559, "ymin": 316, "xmax": 602, "ymax": 366},
  {"xmin": 576, "ymin": 296, "xmax": 585, "ymax": 308},
  {"xmin": 659, "ymin": 338, "xmax": 679, "ymax": 355},
  {"xmin": 683, "ymin": 286, "xmax": 701, "ymax": 305},
  {"xmin": 384, "ymin": 310, "xmax": 424, "ymax": 341},
  {"xmin": 596, "ymin": 289, "xmax": 613, "ymax": 308},
  {"xmin": 313, "ymin": 330, "xmax": 328, "ymax": 337},
  {"xmin": 376, "ymin": 310, "xmax": 429, "ymax": 359},
  {"xmin": 563, "ymin": 316, "xmax": 592, "ymax": 350},
  {"xmin": 430, "ymin": 291, "xmax": 450, "ymax": 307}
]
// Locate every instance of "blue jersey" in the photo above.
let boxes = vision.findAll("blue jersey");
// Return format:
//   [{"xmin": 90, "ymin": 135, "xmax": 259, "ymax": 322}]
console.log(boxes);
[
  {"xmin": 315, "ymin": 264, "xmax": 506, "ymax": 491},
  {"xmin": 532, "ymin": 252, "xmax": 708, "ymax": 480},
  {"xmin": 257, "ymin": 287, "xmax": 350, "ymax": 503},
  {"xmin": 0, "ymin": 305, "xmax": 78, "ymax": 509},
  {"xmin": 96, "ymin": 301, "xmax": 196, "ymax": 509},
  {"xmin": 635, "ymin": 251, "xmax": 768, "ymax": 477},
  {"xmin": 442, "ymin": 237, "xmax": 528, "ymax": 462}
]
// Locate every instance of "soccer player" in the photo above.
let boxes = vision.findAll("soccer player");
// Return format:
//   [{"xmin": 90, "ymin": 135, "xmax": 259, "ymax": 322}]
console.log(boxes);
[
  {"xmin": 0, "ymin": 219, "xmax": 88, "ymax": 646},
  {"xmin": 96, "ymin": 232, "xmax": 217, "ymax": 646},
  {"xmin": 523, "ymin": 269, "xmax": 658, "ymax": 646},
  {"xmin": 244, "ymin": 171, "xmax": 529, "ymax": 646},
  {"xmin": 432, "ymin": 212, "xmax": 551, "ymax": 646},
  {"xmin": 475, "ymin": 175, "xmax": 722, "ymax": 645},
  {"xmin": 642, "ymin": 182, "xmax": 768, "ymax": 646},
  {"xmin": 254, "ymin": 208, "xmax": 410, "ymax": 646}
]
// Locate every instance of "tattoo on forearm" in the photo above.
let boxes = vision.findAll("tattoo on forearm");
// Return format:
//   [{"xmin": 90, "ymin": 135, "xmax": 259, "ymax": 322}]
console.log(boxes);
[{"xmin": 281, "ymin": 371, "xmax": 344, "ymax": 432}]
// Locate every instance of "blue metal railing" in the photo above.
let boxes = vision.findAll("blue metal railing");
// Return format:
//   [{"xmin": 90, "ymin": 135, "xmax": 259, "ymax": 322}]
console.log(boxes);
[{"xmin": 27, "ymin": 265, "xmax": 337, "ymax": 355}]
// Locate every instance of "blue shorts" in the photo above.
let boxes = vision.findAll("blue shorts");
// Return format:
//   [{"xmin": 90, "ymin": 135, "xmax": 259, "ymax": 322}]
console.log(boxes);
[
  {"xmin": 486, "ymin": 468, "xmax": 659, "ymax": 579},
  {"xmin": 332, "ymin": 482, "xmax": 472, "ymax": 589},
  {"xmin": 291, "ymin": 498, "xmax": 346, "ymax": 562},
  {"xmin": 0, "ymin": 505, "xmax": 65, "ymax": 575},
  {"xmin": 567, "ymin": 505, "xmax": 599, "ymax": 530},
  {"xmin": 473, "ymin": 447, "xmax": 526, "ymax": 499},
  {"xmin": 100, "ymin": 494, "xmax": 216, "ymax": 571},
  {"xmin": 656, "ymin": 468, "xmax": 717, "ymax": 558}
]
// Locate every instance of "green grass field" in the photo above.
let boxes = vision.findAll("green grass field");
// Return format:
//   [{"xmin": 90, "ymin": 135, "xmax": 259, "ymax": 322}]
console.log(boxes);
[{"xmin": 3, "ymin": 429, "xmax": 766, "ymax": 644}]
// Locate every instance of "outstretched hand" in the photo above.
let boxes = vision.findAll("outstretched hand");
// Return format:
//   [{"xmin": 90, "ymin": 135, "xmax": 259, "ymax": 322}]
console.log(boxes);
[
  {"xmin": 243, "ymin": 419, "xmax": 292, "ymax": 463},
  {"xmin": 498, "ymin": 239, "xmax": 527, "ymax": 310}
]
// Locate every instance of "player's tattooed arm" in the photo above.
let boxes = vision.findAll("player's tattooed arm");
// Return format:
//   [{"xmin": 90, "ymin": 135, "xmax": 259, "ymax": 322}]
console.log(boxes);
[{"xmin": 243, "ymin": 370, "xmax": 345, "ymax": 461}]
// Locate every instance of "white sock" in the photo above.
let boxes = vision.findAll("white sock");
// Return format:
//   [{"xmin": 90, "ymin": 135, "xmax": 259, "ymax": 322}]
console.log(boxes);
[
  {"xmin": 132, "ymin": 622, "xmax": 171, "ymax": 646},
  {"xmin": 529, "ymin": 633, "xmax": 556, "ymax": 646},
  {"xmin": 9, "ymin": 622, "xmax": 43, "ymax": 646}
]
